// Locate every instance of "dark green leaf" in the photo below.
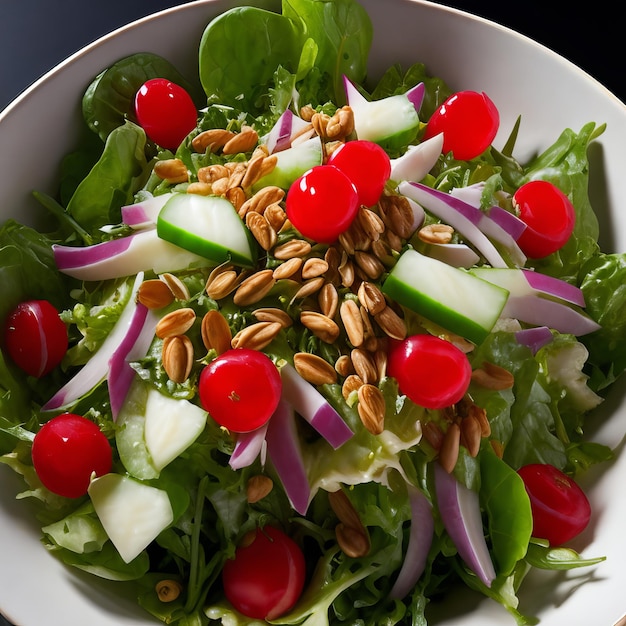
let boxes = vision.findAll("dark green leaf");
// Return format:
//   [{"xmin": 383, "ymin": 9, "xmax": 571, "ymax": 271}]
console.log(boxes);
[
  {"xmin": 83, "ymin": 52, "xmax": 202, "ymax": 143},
  {"xmin": 198, "ymin": 7, "xmax": 302, "ymax": 114},
  {"xmin": 480, "ymin": 448, "xmax": 532, "ymax": 576},
  {"xmin": 66, "ymin": 121, "xmax": 151, "ymax": 234}
]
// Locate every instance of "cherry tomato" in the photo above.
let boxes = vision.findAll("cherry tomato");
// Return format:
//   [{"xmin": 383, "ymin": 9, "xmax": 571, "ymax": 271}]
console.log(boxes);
[
  {"xmin": 31, "ymin": 413, "xmax": 112, "ymax": 498},
  {"xmin": 4, "ymin": 299, "xmax": 68, "ymax": 378},
  {"xmin": 134, "ymin": 78, "xmax": 198, "ymax": 150},
  {"xmin": 513, "ymin": 180, "xmax": 576, "ymax": 258},
  {"xmin": 222, "ymin": 525, "xmax": 306, "ymax": 620},
  {"xmin": 286, "ymin": 165, "xmax": 359, "ymax": 243},
  {"xmin": 327, "ymin": 139, "xmax": 391, "ymax": 207},
  {"xmin": 517, "ymin": 463, "xmax": 591, "ymax": 546},
  {"xmin": 198, "ymin": 349, "xmax": 282, "ymax": 432},
  {"xmin": 423, "ymin": 90, "xmax": 499, "ymax": 161},
  {"xmin": 387, "ymin": 334, "xmax": 471, "ymax": 409}
]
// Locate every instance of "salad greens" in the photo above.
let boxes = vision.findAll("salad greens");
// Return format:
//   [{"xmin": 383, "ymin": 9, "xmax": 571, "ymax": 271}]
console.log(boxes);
[{"xmin": 0, "ymin": 0, "xmax": 624, "ymax": 625}]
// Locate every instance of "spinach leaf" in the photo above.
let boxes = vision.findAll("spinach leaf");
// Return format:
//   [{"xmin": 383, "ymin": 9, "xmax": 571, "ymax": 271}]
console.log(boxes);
[
  {"xmin": 198, "ymin": 6, "xmax": 303, "ymax": 115},
  {"xmin": 480, "ymin": 448, "xmax": 532, "ymax": 576},
  {"xmin": 282, "ymin": 0, "xmax": 373, "ymax": 103},
  {"xmin": 66, "ymin": 121, "xmax": 151, "ymax": 235},
  {"xmin": 82, "ymin": 52, "xmax": 202, "ymax": 143}
]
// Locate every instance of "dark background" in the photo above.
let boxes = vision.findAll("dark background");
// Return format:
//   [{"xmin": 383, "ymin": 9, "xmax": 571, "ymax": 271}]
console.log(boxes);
[
  {"xmin": 0, "ymin": 1, "xmax": 621, "ymax": 625},
  {"xmin": 0, "ymin": 0, "xmax": 623, "ymax": 110}
]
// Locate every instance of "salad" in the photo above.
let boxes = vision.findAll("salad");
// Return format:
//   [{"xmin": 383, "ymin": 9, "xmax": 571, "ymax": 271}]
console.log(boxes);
[{"xmin": 1, "ymin": 0, "xmax": 625, "ymax": 625}]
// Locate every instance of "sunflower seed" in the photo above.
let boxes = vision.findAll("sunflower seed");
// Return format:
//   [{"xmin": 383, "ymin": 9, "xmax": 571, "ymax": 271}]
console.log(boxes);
[
  {"xmin": 231, "ymin": 321, "xmax": 282, "ymax": 350},
  {"xmin": 137, "ymin": 279, "xmax": 175, "ymax": 309},
  {"xmin": 156, "ymin": 308, "xmax": 196, "ymax": 339},
  {"xmin": 300, "ymin": 311, "xmax": 340, "ymax": 343},
  {"xmin": 162, "ymin": 335, "xmax": 194, "ymax": 383},
  {"xmin": 293, "ymin": 352, "xmax": 337, "ymax": 385},
  {"xmin": 232, "ymin": 269, "xmax": 276, "ymax": 307},
  {"xmin": 201, "ymin": 310, "xmax": 232, "ymax": 355},
  {"xmin": 357, "ymin": 383, "xmax": 385, "ymax": 435}
]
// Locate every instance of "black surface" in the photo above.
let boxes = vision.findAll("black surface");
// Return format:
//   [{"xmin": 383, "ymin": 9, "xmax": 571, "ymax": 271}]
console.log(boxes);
[
  {"xmin": 0, "ymin": 0, "xmax": 623, "ymax": 110},
  {"xmin": 439, "ymin": 1, "xmax": 623, "ymax": 103},
  {"xmin": 0, "ymin": 2, "xmax": 621, "ymax": 625}
]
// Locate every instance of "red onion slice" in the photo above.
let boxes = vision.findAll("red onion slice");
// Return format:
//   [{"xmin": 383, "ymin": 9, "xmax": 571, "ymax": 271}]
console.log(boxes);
[
  {"xmin": 389, "ymin": 483, "xmax": 434, "ymax": 599},
  {"xmin": 121, "ymin": 193, "xmax": 174, "ymax": 229},
  {"xmin": 229, "ymin": 424, "xmax": 268, "ymax": 470},
  {"xmin": 266, "ymin": 398, "xmax": 311, "ymax": 515},
  {"xmin": 42, "ymin": 273, "xmax": 145, "ymax": 412},
  {"xmin": 514, "ymin": 326, "xmax": 554, "ymax": 354},
  {"xmin": 434, "ymin": 463, "xmax": 496, "ymax": 588},
  {"xmin": 280, "ymin": 363, "xmax": 353, "ymax": 449},
  {"xmin": 399, "ymin": 181, "xmax": 509, "ymax": 268},
  {"xmin": 503, "ymin": 295, "xmax": 601, "ymax": 336},
  {"xmin": 108, "ymin": 303, "xmax": 159, "ymax": 420}
]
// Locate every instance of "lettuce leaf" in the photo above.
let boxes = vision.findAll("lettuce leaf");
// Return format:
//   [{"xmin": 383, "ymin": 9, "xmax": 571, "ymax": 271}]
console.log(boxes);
[
  {"xmin": 66, "ymin": 121, "xmax": 151, "ymax": 236},
  {"xmin": 579, "ymin": 252, "xmax": 626, "ymax": 386}
]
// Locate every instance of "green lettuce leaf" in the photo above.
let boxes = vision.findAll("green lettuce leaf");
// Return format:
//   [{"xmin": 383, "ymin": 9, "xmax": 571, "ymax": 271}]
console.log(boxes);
[{"xmin": 66, "ymin": 121, "xmax": 151, "ymax": 235}]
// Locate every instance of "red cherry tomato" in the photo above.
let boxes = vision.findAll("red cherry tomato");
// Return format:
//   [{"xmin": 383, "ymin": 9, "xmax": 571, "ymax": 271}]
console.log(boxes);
[
  {"xmin": 134, "ymin": 78, "xmax": 198, "ymax": 150},
  {"xmin": 513, "ymin": 180, "xmax": 576, "ymax": 258},
  {"xmin": 198, "ymin": 349, "xmax": 282, "ymax": 433},
  {"xmin": 387, "ymin": 334, "xmax": 471, "ymax": 409},
  {"xmin": 327, "ymin": 139, "xmax": 391, "ymax": 207},
  {"xmin": 423, "ymin": 90, "xmax": 499, "ymax": 161},
  {"xmin": 4, "ymin": 299, "xmax": 68, "ymax": 378},
  {"xmin": 286, "ymin": 165, "xmax": 359, "ymax": 243},
  {"xmin": 517, "ymin": 463, "xmax": 591, "ymax": 546},
  {"xmin": 222, "ymin": 525, "xmax": 306, "ymax": 620},
  {"xmin": 31, "ymin": 413, "xmax": 112, "ymax": 498}
]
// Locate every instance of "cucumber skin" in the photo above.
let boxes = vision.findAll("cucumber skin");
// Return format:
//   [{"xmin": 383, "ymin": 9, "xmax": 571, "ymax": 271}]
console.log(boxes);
[
  {"xmin": 381, "ymin": 250, "xmax": 509, "ymax": 345},
  {"xmin": 383, "ymin": 272, "xmax": 493, "ymax": 345},
  {"xmin": 157, "ymin": 194, "xmax": 257, "ymax": 268}
]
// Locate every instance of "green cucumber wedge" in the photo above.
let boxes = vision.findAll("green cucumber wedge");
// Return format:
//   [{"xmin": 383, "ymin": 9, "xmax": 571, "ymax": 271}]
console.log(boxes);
[
  {"xmin": 157, "ymin": 193, "xmax": 256, "ymax": 267},
  {"xmin": 116, "ymin": 379, "xmax": 207, "ymax": 480},
  {"xmin": 252, "ymin": 136, "xmax": 323, "ymax": 192},
  {"xmin": 382, "ymin": 249, "xmax": 509, "ymax": 344}
]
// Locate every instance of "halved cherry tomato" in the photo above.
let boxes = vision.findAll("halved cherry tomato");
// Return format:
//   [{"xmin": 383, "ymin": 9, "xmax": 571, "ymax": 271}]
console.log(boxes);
[
  {"xmin": 198, "ymin": 348, "xmax": 282, "ymax": 432},
  {"xmin": 286, "ymin": 165, "xmax": 359, "ymax": 243},
  {"xmin": 327, "ymin": 139, "xmax": 391, "ymax": 207},
  {"xmin": 31, "ymin": 413, "xmax": 112, "ymax": 498},
  {"xmin": 517, "ymin": 463, "xmax": 591, "ymax": 546},
  {"xmin": 134, "ymin": 78, "xmax": 198, "ymax": 150},
  {"xmin": 222, "ymin": 525, "xmax": 306, "ymax": 620},
  {"xmin": 423, "ymin": 90, "xmax": 499, "ymax": 161},
  {"xmin": 513, "ymin": 180, "xmax": 576, "ymax": 258},
  {"xmin": 4, "ymin": 299, "xmax": 68, "ymax": 377},
  {"xmin": 387, "ymin": 334, "xmax": 472, "ymax": 409}
]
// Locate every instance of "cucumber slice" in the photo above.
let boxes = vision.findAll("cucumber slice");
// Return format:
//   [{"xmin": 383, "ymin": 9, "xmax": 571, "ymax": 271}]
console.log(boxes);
[
  {"xmin": 88, "ymin": 473, "xmax": 173, "ymax": 563},
  {"xmin": 157, "ymin": 193, "xmax": 256, "ymax": 267},
  {"xmin": 344, "ymin": 77, "xmax": 420, "ymax": 150},
  {"xmin": 116, "ymin": 379, "xmax": 207, "ymax": 479},
  {"xmin": 382, "ymin": 249, "xmax": 509, "ymax": 344},
  {"xmin": 143, "ymin": 386, "xmax": 207, "ymax": 471},
  {"xmin": 253, "ymin": 136, "xmax": 323, "ymax": 191},
  {"xmin": 115, "ymin": 381, "xmax": 159, "ymax": 480}
]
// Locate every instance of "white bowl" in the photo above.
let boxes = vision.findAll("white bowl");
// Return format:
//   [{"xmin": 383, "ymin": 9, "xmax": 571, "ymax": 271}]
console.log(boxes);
[{"xmin": 1, "ymin": 1, "xmax": 625, "ymax": 625}]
